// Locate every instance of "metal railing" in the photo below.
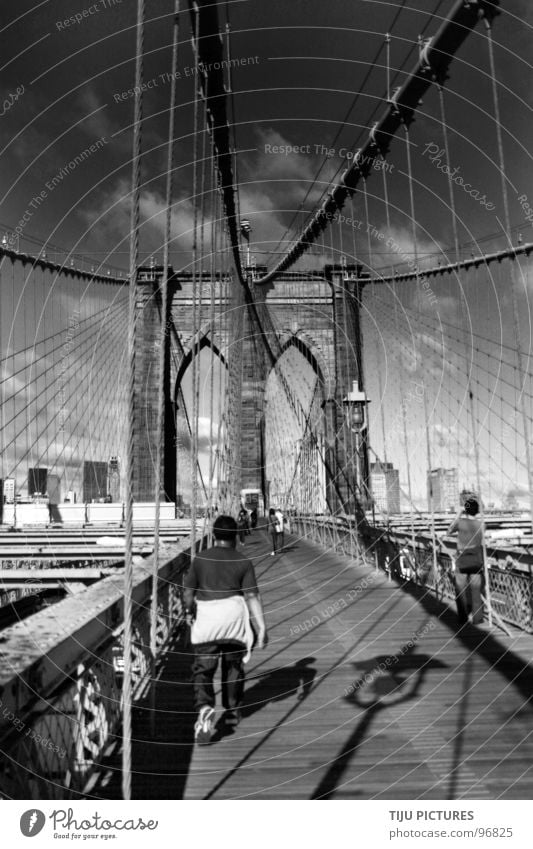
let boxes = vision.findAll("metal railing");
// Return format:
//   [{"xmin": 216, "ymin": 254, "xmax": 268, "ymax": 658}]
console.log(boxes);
[
  {"xmin": 291, "ymin": 515, "xmax": 533, "ymax": 633},
  {"xmin": 0, "ymin": 542, "xmax": 190, "ymax": 799},
  {"xmin": 291, "ymin": 514, "xmax": 367, "ymax": 562}
]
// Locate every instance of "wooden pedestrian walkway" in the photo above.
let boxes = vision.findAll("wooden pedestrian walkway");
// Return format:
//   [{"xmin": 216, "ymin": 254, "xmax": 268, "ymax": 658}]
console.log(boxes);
[{"xmin": 99, "ymin": 529, "xmax": 533, "ymax": 800}]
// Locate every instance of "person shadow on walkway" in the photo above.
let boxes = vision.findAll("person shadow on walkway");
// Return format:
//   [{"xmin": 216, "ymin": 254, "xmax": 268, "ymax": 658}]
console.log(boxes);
[
  {"xmin": 310, "ymin": 645, "xmax": 447, "ymax": 799},
  {"xmin": 213, "ymin": 657, "xmax": 317, "ymax": 740}
]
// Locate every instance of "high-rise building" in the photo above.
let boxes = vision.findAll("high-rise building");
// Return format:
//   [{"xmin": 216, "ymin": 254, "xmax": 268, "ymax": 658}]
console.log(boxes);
[
  {"xmin": 370, "ymin": 462, "xmax": 400, "ymax": 514},
  {"xmin": 47, "ymin": 474, "xmax": 61, "ymax": 504},
  {"xmin": 29, "ymin": 467, "xmax": 47, "ymax": 497},
  {"xmin": 83, "ymin": 461, "xmax": 108, "ymax": 503},
  {"xmin": 428, "ymin": 467, "xmax": 459, "ymax": 512},
  {"xmin": 3, "ymin": 478, "xmax": 15, "ymax": 504},
  {"xmin": 108, "ymin": 456, "xmax": 120, "ymax": 502}
]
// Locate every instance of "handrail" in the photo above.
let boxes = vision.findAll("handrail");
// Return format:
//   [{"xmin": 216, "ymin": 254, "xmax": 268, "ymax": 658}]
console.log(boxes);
[{"xmin": 0, "ymin": 541, "xmax": 192, "ymax": 798}]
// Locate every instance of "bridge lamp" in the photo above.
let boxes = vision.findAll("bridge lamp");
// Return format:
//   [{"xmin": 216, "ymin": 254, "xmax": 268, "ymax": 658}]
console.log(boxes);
[{"xmin": 343, "ymin": 380, "xmax": 368, "ymax": 431}]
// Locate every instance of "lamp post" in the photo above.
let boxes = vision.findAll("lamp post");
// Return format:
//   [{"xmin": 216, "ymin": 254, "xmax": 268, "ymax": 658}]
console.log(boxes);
[{"xmin": 342, "ymin": 380, "xmax": 371, "ymax": 514}]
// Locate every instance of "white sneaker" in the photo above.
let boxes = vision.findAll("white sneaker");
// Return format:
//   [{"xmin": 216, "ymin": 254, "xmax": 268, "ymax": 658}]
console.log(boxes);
[{"xmin": 194, "ymin": 705, "xmax": 215, "ymax": 745}]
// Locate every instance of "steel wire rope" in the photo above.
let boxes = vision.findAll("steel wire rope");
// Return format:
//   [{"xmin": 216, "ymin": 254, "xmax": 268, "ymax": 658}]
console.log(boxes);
[
  {"xmin": 194, "ymin": 91, "xmax": 209, "ymax": 525},
  {"xmin": 436, "ymin": 80, "xmax": 480, "ymax": 498},
  {"xmin": 403, "ymin": 120, "xmax": 441, "ymax": 585},
  {"xmin": 485, "ymin": 14, "xmax": 533, "ymax": 540},
  {"xmin": 207, "ymin": 154, "xmax": 221, "ymax": 540},
  {"xmin": 0, "ymin": 306, "xmax": 129, "ymax": 483},
  {"xmin": 381, "ymin": 155, "xmax": 416, "ymax": 551},
  {"xmin": 361, "ymin": 177, "xmax": 379, "ymax": 519},
  {"xmin": 122, "ymin": 0, "xmax": 145, "ymax": 802},
  {"xmin": 199, "ymin": 131, "xmax": 218, "ymax": 540},
  {"xmin": 270, "ymin": 0, "xmax": 445, "ymax": 265},
  {"xmin": 0, "ymin": 302, "xmax": 128, "ymax": 439},
  {"xmin": 190, "ymin": 6, "xmax": 202, "ymax": 553},
  {"xmin": 0, "ymin": 294, "xmax": 128, "ymax": 368},
  {"xmin": 338, "ymin": 212, "xmax": 364, "ymax": 554},
  {"xmin": 269, "ymin": 1, "xmax": 410, "ymax": 260},
  {"xmin": 368, "ymin": 301, "xmax": 526, "ymax": 496},
  {"xmin": 149, "ymin": 0, "xmax": 181, "ymax": 738},
  {"xmin": 370, "ymin": 293, "xmax": 531, "ymax": 407}
]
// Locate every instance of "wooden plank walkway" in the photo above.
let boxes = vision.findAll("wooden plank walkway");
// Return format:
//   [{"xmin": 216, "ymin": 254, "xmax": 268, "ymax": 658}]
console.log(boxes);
[{"xmin": 99, "ymin": 529, "xmax": 533, "ymax": 800}]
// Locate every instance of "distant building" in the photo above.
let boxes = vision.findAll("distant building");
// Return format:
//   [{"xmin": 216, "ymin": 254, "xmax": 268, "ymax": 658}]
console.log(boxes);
[
  {"xmin": 83, "ymin": 461, "xmax": 108, "ymax": 503},
  {"xmin": 29, "ymin": 467, "xmax": 47, "ymax": 497},
  {"xmin": 108, "ymin": 456, "xmax": 120, "ymax": 502},
  {"xmin": 370, "ymin": 462, "xmax": 400, "ymax": 514},
  {"xmin": 47, "ymin": 474, "xmax": 61, "ymax": 504},
  {"xmin": 428, "ymin": 468, "xmax": 459, "ymax": 512},
  {"xmin": 3, "ymin": 478, "xmax": 15, "ymax": 504}
]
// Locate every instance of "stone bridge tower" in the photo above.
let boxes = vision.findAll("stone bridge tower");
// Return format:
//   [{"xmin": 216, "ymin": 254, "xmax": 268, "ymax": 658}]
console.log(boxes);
[{"xmin": 132, "ymin": 263, "xmax": 368, "ymax": 515}]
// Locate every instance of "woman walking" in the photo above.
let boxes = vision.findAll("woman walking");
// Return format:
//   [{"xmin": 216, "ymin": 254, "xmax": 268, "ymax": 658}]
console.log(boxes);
[{"xmin": 441, "ymin": 497, "xmax": 485, "ymax": 626}]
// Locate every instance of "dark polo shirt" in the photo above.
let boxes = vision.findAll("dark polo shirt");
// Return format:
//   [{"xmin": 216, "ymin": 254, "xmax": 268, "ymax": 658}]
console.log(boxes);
[{"xmin": 183, "ymin": 545, "xmax": 258, "ymax": 600}]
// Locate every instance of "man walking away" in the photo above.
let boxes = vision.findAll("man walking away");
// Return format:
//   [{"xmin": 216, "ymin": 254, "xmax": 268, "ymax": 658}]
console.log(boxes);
[{"xmin": 183, "ymin": 515, "xmax": 268, "ymax": 744}]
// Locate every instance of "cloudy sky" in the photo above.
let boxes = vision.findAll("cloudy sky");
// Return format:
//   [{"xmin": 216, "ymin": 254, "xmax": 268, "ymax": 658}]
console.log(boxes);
[
  {"xmin": 2, "ymin": 0, "xmax": 531, "ymax": 265},
  {"xmin": 1, "ymin": 0, "xmax": 532, "ymax": 507}
]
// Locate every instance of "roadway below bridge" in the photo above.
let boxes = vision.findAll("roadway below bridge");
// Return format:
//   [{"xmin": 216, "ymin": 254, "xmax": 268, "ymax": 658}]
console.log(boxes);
[{"xmin": 99, "ymin": 527, "xmax": 533, "ymax": 800}]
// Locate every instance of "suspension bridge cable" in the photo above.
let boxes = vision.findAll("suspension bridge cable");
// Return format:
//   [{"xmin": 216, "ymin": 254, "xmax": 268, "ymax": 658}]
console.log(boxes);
[
  {"xmin": 190, "ymin": 5, "xmax": 201, "ymax": 553},
  {"xmin": 123, "ymin": 0, "xmax": 145, "ymax": 803},
  {"xmin": 257, "ymin": 0, "xmax": 496, "ymax": 285},
  {"xmin": 151, "ymin": 0, "xmax": 181, "ymax": 738},
  {"xmin": 381, "ymin": 159, "xmax": 416, "ymax": 548},
  {"xmin": 485, "ymin": 12, "xmax": 533, "ymax": 538},
  {"xmin": 271, "ymin": 0, "xmax": 446, "ymax": 262},
  {"xmin": 367, "ymin": 296, "xmax": 529, "ymax": 497}
]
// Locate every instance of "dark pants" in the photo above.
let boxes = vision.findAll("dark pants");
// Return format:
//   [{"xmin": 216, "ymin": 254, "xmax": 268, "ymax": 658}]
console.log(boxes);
[
  {"xmin": 192, "ymin": 641, "xmax": 246, "ymax": 711},
  {"xmin": 455, "ymin": 571, "xmax": 484, "ymax": 624},
  {"xmin": 271, "ymin": 531, "xmax": 282, "ymax": 552}
]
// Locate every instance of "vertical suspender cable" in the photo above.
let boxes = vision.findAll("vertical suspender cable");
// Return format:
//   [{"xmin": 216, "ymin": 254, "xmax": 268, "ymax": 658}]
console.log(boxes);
[
  {"xmin": 468, "ymin": 387, "xmax": 493, "ymax": 627},
  {"xmin": 382, "ymin": 163, "xmax": 416, "ymax": 553},
  {"xmin": 437, "ymin": 84, "xmax": 468, "ymax": 491},
  {"xmin": 206, "ymin": 155, "xmax": 218, "ymax": 546},
  {"xmin": 150, "ymin": 0, "xmax": 181, "ymax": 737},
  {"xmin": 437, "ymin": 82, "xmax": 493, "ymax": 618},
  {"xmin": 404, "ymin": 122, "xmax": 439, "ymax": 577},
  {"xmin": 361, "ymin": 178, "xmax": 377, "ymax": 517},
  {"xmin": 190, "ymin": 9, "xmax": 201, "ymax": 557},
  {"xmin": 342, "ymin": 204, "xmax": 358, "ymax": 553},
  {"xmin": 349, "ymin": 193, "xmax": 364, "ymax": 557},
  {"xmin": 123, "ymin": 0, "xmax": 145, "ymax": 802},
  {"xmin": 485, "ymin": 17, "xmax": 533, "ymax": 540},
  {"xmin": 194, "ymin": 93, "xmax": 208, "ymax": 521}
]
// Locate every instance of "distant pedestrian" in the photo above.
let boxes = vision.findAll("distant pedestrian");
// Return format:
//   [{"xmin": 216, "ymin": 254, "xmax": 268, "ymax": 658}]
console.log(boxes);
[
  {"xmin": 237, "ymin": 507, "xmax": 248, "ymax": 545},
  {"xmin": 275, "ymin": 507, "xmax": 285, "ymax": 550},
  {"xmin": 268, "ymin": 507, "xmax": 281, "ymax": 555},
  {"xmin": 441, "ymin": 497, "xmax": 485, "ymax": 626},
  {"xmin": 183, "ymin": 515, "xmax": 268, "ymax": 744}
]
